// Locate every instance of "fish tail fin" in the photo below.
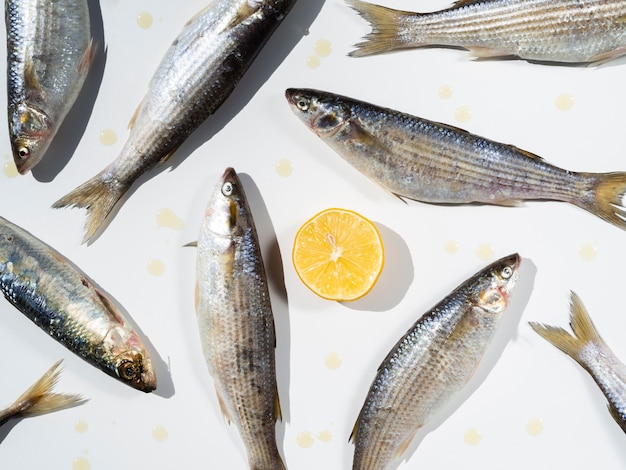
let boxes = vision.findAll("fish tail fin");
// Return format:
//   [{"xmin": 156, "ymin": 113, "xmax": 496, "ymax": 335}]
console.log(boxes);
[
  {"xmin": 53, "ymin": 168, "xmax": 129, "ymax": 243},
  {"xmin": 346, "ymin": 0, "xmax": 415, "ymax": 57},
  {"xmin": 529, "ymin": 291, "xmax": 601, "ymax": 363},
  {"xmin": 575, "ymin": 172, "xmax": 626, "ymax": 231},
  {"xmin": 0, "ymin": 360, "xmax": 86, "ymax": 425}
]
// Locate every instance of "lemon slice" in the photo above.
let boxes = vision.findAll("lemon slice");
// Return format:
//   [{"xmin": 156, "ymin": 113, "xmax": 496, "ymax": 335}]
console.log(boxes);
[{"xmin": 292, "ymin": 208, "xmax": 384, "ymax": 301}]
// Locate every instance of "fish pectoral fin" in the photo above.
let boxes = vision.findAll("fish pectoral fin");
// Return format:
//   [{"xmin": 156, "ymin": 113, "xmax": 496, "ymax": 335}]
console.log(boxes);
[
  {"xmin": 24, "ymin": 57, "xmax": 44, "ymax": 101},
  {"xmin": 589, "ymin": 46, "xmax": 626, "ymax": 66},
  {"xmin": 394, "ymin": 428, "xmax": 421, "ymax": 460},
  {"xmin": 227, "ymin": 2, "xmax": 263, "ymax": 30},
  {"xmin": 94, "ymin": 287, "xmax": 127, "ymax": 326},
  {"xmin": 467, "ymin": 46, "xmax": 511, "ymax": 59},
  {"xmin": 214, "ymin": 386, "xmax": 233, "ymax": 424},
  {"xmin": 159, "ymin": 146, "xmax": 179, "ymax": 164},
  {"xmin": 78, "ymin": 39, "xmax": 97, "ymax": 76},
  {"xmin": 183, "ymin": 241, "xmax": 198, "ymax": 247}
]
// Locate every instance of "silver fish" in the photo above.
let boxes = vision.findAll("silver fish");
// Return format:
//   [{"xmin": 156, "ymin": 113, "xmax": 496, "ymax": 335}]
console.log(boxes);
[
  {"xmin": 285, "ymin": 88, "xmax": 626, "ymax": 231},
  {"xmin": 195, "ymin": 168, "xmax": 284, "ymax": 470},
  {"xmin": 53, "ymin": 0, "xmax": 297, "ymax": 243},
  {"xmin": 346, "ymin": 0, "xmax": 626, "ymax": 64},
  {"xmin": 6, "ymin": 0, "xmax": 94, "ymax": 174},
  {"xmin": 530, "ymin": 292, "xmax": 626, "ymax": 433},
  {"xmin": 350, "ymin": 254, "xmax": 521, "ymax": 470},
  {"xmin": 0, "ymin": 360, "xmax": 86, "ymax": 427},
  {"xmin": 0, "ymin": 216, "xmax": 156, "ymax": 392},
  {"xmin": 351, "ymin": 254, "xmax": 520, "ymax": 470}
]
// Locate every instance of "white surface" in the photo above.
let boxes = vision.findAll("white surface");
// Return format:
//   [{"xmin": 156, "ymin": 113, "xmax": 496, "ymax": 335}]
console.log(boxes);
[{"xmin": 0, "ymin": 0, "xmax": 625, "ymax": 469}]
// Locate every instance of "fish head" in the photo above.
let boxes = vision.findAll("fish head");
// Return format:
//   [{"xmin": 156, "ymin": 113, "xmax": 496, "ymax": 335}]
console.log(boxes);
[
  {"xmin": 8, "ymin": 102, "xmax": 53, "ymax": 174},
  {"xmin": 474, "ymin": 253, "xmax": 521, "ymax": 314},
  {"xmin": 104, "ymin": 327, "xmax": 157, "ymax": 392},
  {"xmin": 285, "ymin": 88, "xmax": 351, "ymax": 138},
  {"xmin": 203, "ymin": 167, "xmax": 250, "ymax": 239}
]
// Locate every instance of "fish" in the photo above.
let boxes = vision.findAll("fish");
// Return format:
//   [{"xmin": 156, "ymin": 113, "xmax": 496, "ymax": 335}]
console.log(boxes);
[
  {"xmin": 529, "ymin": 292, "xmax": 626, "ymax": 433},
  {"xmin": 6, "ymin": 0, "xmax": 94, "ymax": 174},
  {"xmin": 346, "ymin": 0, "xmax": 626, "ymax": 64},
  {"xmin": 0, "ymin": 216, "xmax": 156, "ymax": 392},
  {"xmin": 0, "ymin": 360, "xmax": 86, "ymax": 427},
  {"xmin": 194, "ymin": 168, "xmax": 284, "ymax": 470},
  {"xmin": 350, "ymin": 253, "xmax": 521, "ymax": 470},
  {"xmin": 285, "ymin": 88, "xmax": 626, "ymax": 231},
  {"xmin": 53, "ymin": 0, "xmax": 297, "ymax": 243}
]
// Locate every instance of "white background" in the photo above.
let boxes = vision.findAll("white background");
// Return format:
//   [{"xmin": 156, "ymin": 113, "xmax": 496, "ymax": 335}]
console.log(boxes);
[{"xmin": 0, "ymin": 0, "xmax": 625, "ymax": 468}]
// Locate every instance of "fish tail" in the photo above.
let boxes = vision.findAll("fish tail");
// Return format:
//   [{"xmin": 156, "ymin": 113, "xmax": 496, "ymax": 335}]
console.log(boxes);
[
  {"xmin": 575, "ymin": 172, "xmax": 626, "ymax": 231},
  {"xmin": 346, "ymin": 0, "xmax": 415, "ymax": 57},
  {"xmin": 52, "ymin": 168, "xmax": 129, "ymax": 243},
  {"xmin": 529, "ymin": 291, "xmax": 601, "ymax": 364},
  {"xmin": 0, "ymin": 360, "xmax": 86, "ymax": 426}
]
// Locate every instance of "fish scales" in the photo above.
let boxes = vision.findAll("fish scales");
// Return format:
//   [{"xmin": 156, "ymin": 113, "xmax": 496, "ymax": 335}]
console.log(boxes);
[
  {"xmin": 196, "ymin": 168, "xmax": 284, "ymax": 470},
  {"xmin": 286, "ymin": 89, "xmax": 626, "ymax": 231},
  {"xmin": 6, "ymin": 0, "xmax": 92, "ymax": 173},
  {"xmin": 347, "ymin": 0, "xmax": 626, "ymax": 63},
  {"xmin": 351, "ymin": 254, "xmax": 520, "ymax": 469},
  {"xmin": 0, "ymin": 216, "xmax": 156, "ymax": 392},
  {"xmin": 54, "ymin": 0, "xmax": 297, "ymax": 243}
]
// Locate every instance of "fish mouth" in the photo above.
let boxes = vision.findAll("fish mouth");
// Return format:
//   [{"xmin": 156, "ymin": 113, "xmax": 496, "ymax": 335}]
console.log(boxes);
[{"xmin": 285, "ymin": 88, "xmax": 298, "ymax": 105}]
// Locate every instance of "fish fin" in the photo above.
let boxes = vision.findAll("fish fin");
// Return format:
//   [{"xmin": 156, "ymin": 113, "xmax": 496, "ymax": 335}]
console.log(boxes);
[
  {"xmin": 185, "ymin": 4, "xmax": 212, "ymax": 26},
  {"xmin": 128, "ymin": 96, "xmax": 146, "ymax": 130},
  {"xmin": 573, "ymin": 172, "xmax": 626, "ymax": 231},
  {"xmin": 23, "ymin": 57, "xmax": 44, "ymax": 101},
  {"xmin": 349, "ymin": 419, "xmax": 359, "ymax": 443},
  {"xmin": 215, "ymin": 386, "xmax": 233, "ymax": 424},
  {"xmin": 227, "ymin": 2, "xmax": 262, "ymax": 30},
  {"xmin": 608, "ymin": 403, "xmax": 626, "ymax": 432},
  {"xmin": 394, "ymin": 428, "xmax": 420, "ymax": 460},
  {"xmin": 346, "ymin": 0, "xmax": 412, "ymax": 57},
  {"xmin": 194, "ymin": 281, "xmax": 200, "ymax": 311},
  {"xmin": 467, "ymin": 46, "xmax": 514, "ymax": 59},
  {"xmin": 94, "ymin": 286, "xmax": 127, "ymax": 325},
  {"xmin": 528, "ymin": 321, "xmax": 582, "ymax": 361},
  {"xmin": 0, "ymin": 360, "xmax": 86, "ymax": 425},
  {"xmin": 183, "ymin": 241, "xmax": 198, "ymax": 247},
  {"xmin": 275, "ymin": 389, "xmax": 283, "ymax": 422},
  {"xmin": 158, "ymin": 146, "xmax": 179, "ymax": 164},
  {"xmin": 78, "ymin": 39, "xmax": 97, "ymax": 76},
  {"xmin": 567, "ymin": 291, "xmax": 603, "ymax": 346},
  {"xmin": 52, "ymin": 169, "xmax": 129, "ymax": 244},
  {"xmin": 589, "ymin": 46, "xmax": 626, "ymax": 66}
]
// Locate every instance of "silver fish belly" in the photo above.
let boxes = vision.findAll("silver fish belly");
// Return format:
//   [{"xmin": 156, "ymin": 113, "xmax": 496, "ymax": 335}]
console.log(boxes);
[
  {"xmin": 53, "ymin": 0, "xmax": 297, "ymax": 243},
  {"xmin": 0, "ymin": 216, "xmax": 156, "ymax": 392},
  {"xmin": 351, "ymin": 254, "xmax": 520, "ymax": 470},
  {"xmin": 346, "ymin": 0, "xmax": 626, "ymax": 64},
  {"xmin": 6, "ymin": 0, "xmax": 93, "ymax": 174},
  {"xmin": 195, "ymin": 168, "xmax": 284, "ymax": 470},
  {"xmin": 530, "ymin": 292, "xmax": 626, "ymax": 433},
  {"xmin": 285, "ymin": 88, "xmax": 626, "ymax": 232}
]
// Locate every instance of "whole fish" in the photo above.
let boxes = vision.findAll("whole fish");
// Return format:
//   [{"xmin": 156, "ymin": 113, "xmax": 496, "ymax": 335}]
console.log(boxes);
[
  {"xmin": 0, "ymin": 360, "xmax": 86, "ymax": 427},
  {"xmin": 0, "ymin": 216, "xmax": 156, "ymax": 392},
  {"xmin": 53, "ymin": 0, "xmax": 297, "ymax": 243},
  {"xmin": 285, "ymin": 88, "xmax": 626, "ymax": 231},
  {"xmin": 195, "ymin": 168, "xmax": 284, "ymax": 470},
  {"xmin": 346, "ymin": 0, "xmax": 626, "ymax": 64},
  {"xmin": 351, "ymin": 254, "xmax": 520, "ymax": 470},
  {"xmin": 530, "ymin": 292, "xmax": 626, "ymax": 433},
  {"xmin": 6, "ymin": 0, "xmax": 94, "ymax": 174}
]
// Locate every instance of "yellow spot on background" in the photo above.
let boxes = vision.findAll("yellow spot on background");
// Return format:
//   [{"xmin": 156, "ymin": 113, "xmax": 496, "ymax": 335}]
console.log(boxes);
[
  {"xmin": 579, "ymin": 242, "xmax": 597, "ymax": 261},
  {"xmin": 156, "ymin": 208, "xmax": 184, "ymax": 231},
  {"xmin": 307, "ymin": 55, "xmax": 321, "ymax": 69},
  {"xmin": 314, "ymin": 39, "xmax": 332, "ymax": 57},
  {"xmin": 3, "ymin": 161, "xmax": 18, "ymax": 178},
  {"xmin": 476, "ymin": 243, "xmax": 495, "ymax": 261},
  {"xmin": 324, "ymin": 352, "xmax": 342, "ymax": 370},
  {"xmin": 297, "ymin": 431, "xmax": 315, "ymax": 448},
  {"xmin": 317, "ymin": 430, "xmax": 332, "ymax": 442},
  {"xmin": 526, "ymin": 417, "xmax": 544, "ymax": 436},
  {"xmin": 147, "ymin": 259, "xmax": 166, "ymax": 276},
  {"xmin": 136, "ymin": 12, "xmax": 153, "ymax": 29},
  {"xmin": 74, "ymin": 420, "xmax": 88, "ymax": 434},
  {"xmin": 152, "ymin": 425, "xmax": 169, "ymax": 442},
  {"xmin": 455, "ymin": 106, "xmax": 472, "ymax": 123},
  {"xmin": 555, "ymin": 93, "xmax": 575, "ymax": 111},
  {"xmin": 444, "ymin": 241, "xmax": 459, "ymax": 254},
  {"xmin": 99, "ymin": 129, "xmax": 117, "ymax": 146},
  {"xmin": 72, "ymin": 456, "xmax": 91, "ymax": 470},
  {"xmin": 439, "ymin": 85, "xmax": 453, "ymax": 100},
  {"xmin": 276, "ymin": 159, "xmax": 293, "ymax": 177},
  {"xmin": 464, "ymin": 427, "xmax": 482, "ymax": 445}
]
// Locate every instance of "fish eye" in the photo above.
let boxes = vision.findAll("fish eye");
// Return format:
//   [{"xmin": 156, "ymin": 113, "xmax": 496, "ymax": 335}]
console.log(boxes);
[
  {"xmin": 222, "ymin": 181, "xmax": 234, "ymax": 196},
  {"xmin": 296, "ymin": 98, "xmax": 309, "ymax": 111},
  {"xmin": 18, "ymin": 147, "xmax": 29, "ymax": 160},
  {"xmin": 118, "ymin": 359, "xmax": 139, "ymax": 381},
  {"xmin": 501, "ymin": 266, "xmax": 513, "ymax": 279}
]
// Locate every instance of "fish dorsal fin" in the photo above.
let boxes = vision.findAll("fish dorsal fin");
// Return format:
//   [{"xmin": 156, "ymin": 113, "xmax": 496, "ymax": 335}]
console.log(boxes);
[
  {"xmin": 394, "ymin": 428, "xmax": 420, "ymax": 459},
  {"xmin": 215, "ymin": 385, "xmax": 233, "ymax": 424},
  {"xmin": 228, "ymin": 2, "xmax": 262, "ymax": 30},
  {"xmin": 78, "ymin": 39, "xmax": 97, "ymax": 77},
  {"xmin": 349, "ymin": 419, "xmax": 359, "ymax": 444},
  {"xmin": 453, "ymin": 0, "xmax": 487, "ymax": 7},
  {"xmin": 511, "ymin": 145, "xmax": 545, "ymax": 163},
  {"xmin": 275, "ymin": 389, "xmax": 282, "ymax": 422}
]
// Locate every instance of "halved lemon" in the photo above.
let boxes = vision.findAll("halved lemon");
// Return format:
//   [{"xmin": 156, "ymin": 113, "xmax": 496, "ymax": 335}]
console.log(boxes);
[{"xmin": 292, "ymin": 208, "xmax": 384, "ymax": 301}]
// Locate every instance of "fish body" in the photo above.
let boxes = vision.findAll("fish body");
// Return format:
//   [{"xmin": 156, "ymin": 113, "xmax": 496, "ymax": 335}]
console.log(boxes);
[
  {"xmin": 346, "ymin": 0, "xmax": 626, "ymax": 64},
  {"xmin": 53, "ymin": 0, "xmax": 297, "ymax": 243},
  {"xmin": 0, "ymin": 216, "xmax": 156, "ymax": 392},
  {"xmin": 530, "ymin": 292, "xmax": 626, "ymax": 433},
  {"xmin": 285, "ymin": 88, "xmax": 626, "ymax": 231},
  {"xmin": 0, "ymin": 360, "xmax": 85, "ymax": 427},
  {"xmin": 351, "ymin": 254, "xmax": 520, "ymax": 470},
  {"xmin": 6, "ymin": 0, "xmax": 93, "ymax": 174},
  {"xmin": 195, "ymin": 168, "xmax": 284, "ymax": 470}
]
